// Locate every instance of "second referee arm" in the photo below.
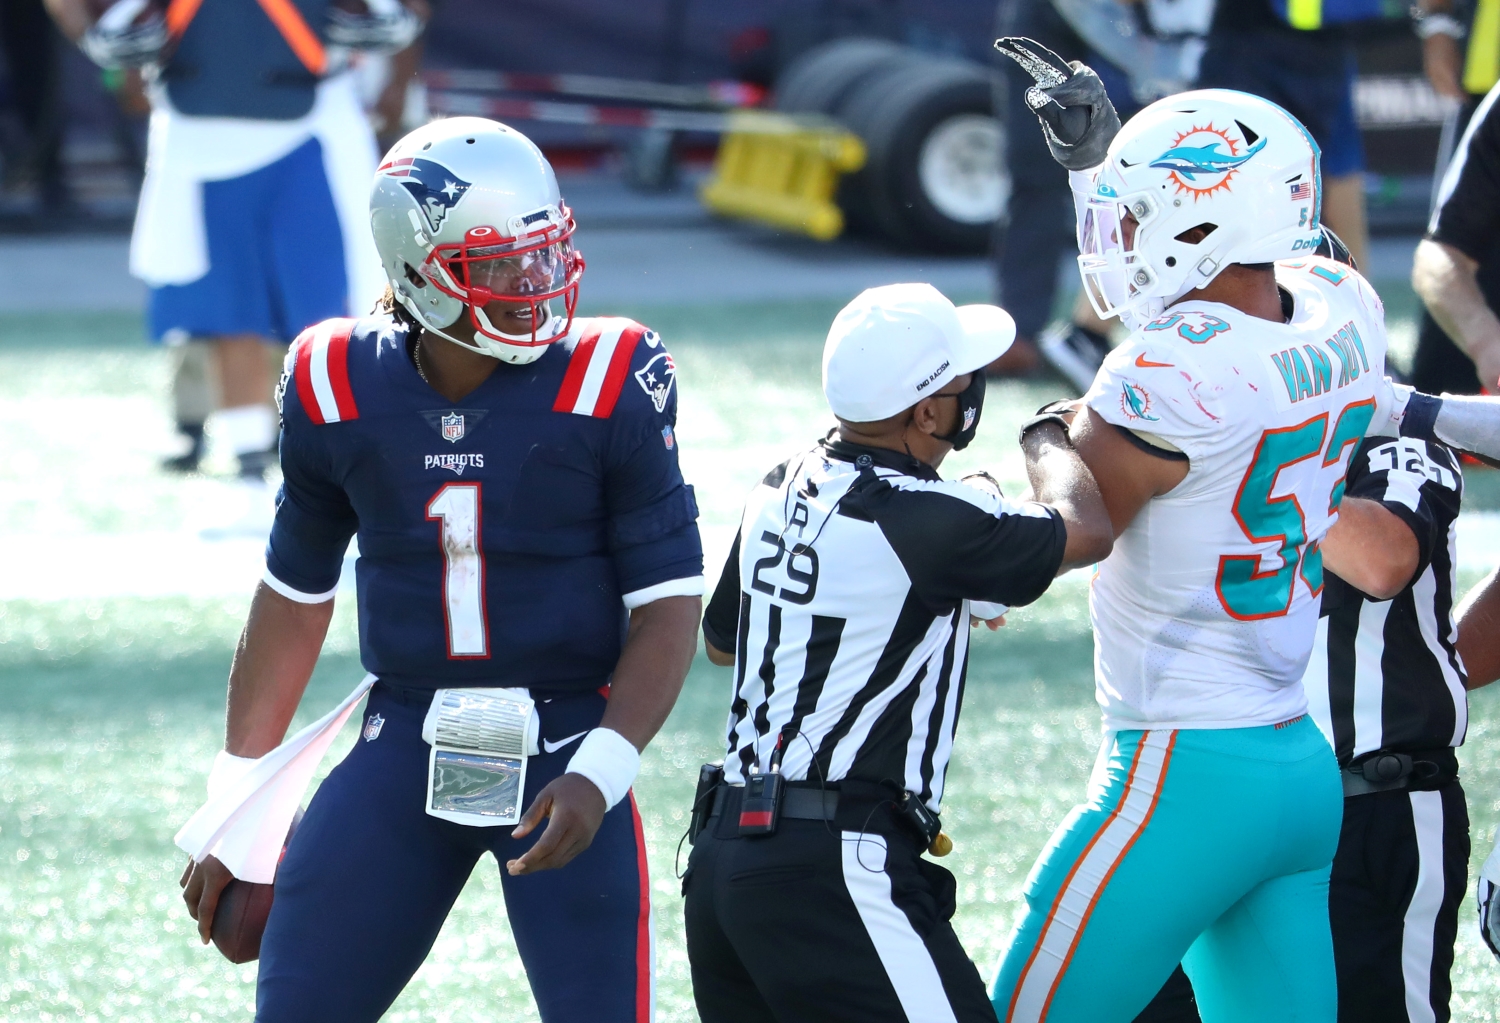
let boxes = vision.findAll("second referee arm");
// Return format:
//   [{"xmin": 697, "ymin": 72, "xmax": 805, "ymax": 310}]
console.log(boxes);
[
  {"xmin": 1319, "ymin": 498, "xmax": 1420, "ymax": 600},
  {"xmin": 1412, "ymin": 239, "xmax": 1500, "ymax": 392},
  {"xmin": 1457, "ymin": 569, "xmax": 1500, "ymax": 690}
]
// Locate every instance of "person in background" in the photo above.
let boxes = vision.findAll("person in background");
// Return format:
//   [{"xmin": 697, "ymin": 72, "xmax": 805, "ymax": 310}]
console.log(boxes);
[
  {"xmin": 1451, "ymin": 565, "xmax": 1500, "ymax": 971},
  {"xmin": 45, "ymin": 0, "xmax": 421, "ymax": 514},
  {"xmin": 989, "ymin": 0, "xmax": 1206, "ymax": 390},
  {"xmin": 1411, "ymin": 1, "xmax": 1500, "ymax": 395},
  {"xmin": 349, "ymin": 0, "xmax": 429, "ymax": 154},
  {"xmin": 1196, "ymin": 0, "xmax": 1375, "ymax": 273},
  {"xmin": 0, "ymin": 0, "xmax": 67, "ymax": 213},
  {"xmin": 1412, "ymin": 0, "xmax": 1482, "ymax": 179},
  {"xmin": 1413, "ymin": 72, "xmax": 1500, "ymax": 397}
]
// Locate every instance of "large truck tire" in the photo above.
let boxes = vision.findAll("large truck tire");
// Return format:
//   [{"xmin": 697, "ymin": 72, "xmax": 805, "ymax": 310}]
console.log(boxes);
[
  {"xmin": 838, "ymin": 58, "xmax": 1007, "ymax": 253},
  {"xmin": 773, "ymin": 37, "xmax": 916, "ymax": 116}
]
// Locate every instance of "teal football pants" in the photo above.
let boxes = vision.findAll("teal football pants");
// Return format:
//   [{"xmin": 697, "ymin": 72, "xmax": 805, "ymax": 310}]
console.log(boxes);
[{"xmin": 991, "ymin": 717, "xmax": 1343, "ymax": 1023}]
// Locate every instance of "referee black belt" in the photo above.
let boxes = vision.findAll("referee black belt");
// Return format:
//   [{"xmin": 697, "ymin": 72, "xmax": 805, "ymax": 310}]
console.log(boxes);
[
  {"xmin": 708, "ymin": 782, "xmax": 839, "ymax": 822},
  {"xmin": 1342, "ymin": 748, "xmax": 1458, "ymax": 797}
]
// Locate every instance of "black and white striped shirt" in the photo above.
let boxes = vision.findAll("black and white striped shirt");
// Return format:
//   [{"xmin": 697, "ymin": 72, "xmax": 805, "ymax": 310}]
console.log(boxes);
[
  {"xmin": 702, "ymin": 438, "xmax": 1066, "ymax": 812},
  {"xmin": 1304, "ymin": 435, "xmax": 1468, "ymax": 764}
]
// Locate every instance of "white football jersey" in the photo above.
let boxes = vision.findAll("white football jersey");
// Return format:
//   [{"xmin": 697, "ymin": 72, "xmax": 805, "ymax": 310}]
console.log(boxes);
[{"xmin": 1083, "ymin": 256, "xmax": 1404, "ymax": 730}]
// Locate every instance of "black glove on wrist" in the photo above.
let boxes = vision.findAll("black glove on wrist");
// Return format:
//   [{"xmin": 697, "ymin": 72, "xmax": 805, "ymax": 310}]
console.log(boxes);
[
  {"xmin": 1017, "ymin": 400, "xmax": 1079, "ymax": 445},
  {"xmin": 995, "ymin": 36, "xmax": 1122, "ymax": 172}
]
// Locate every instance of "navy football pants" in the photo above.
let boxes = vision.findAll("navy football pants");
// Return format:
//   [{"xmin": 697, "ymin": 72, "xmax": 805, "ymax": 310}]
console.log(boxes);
[{"xmin": 256, "ymin": 683, "xmax": 651, "ymax": 1023}]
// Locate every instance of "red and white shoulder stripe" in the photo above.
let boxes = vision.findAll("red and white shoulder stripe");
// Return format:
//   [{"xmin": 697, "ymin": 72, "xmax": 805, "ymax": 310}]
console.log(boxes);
[
  {"xmin": 553, "ymin": 317, "xmax": 651, "ymax": 418},
  {"xmin": 291, "ymin": 318, "xmax": 360, "ymax": 425}
]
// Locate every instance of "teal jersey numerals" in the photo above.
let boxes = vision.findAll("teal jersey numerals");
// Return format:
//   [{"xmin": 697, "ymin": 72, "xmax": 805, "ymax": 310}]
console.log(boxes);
[{"xmin": 1215, "ymin": 401, "xmax": 1371, "ymax": 620}]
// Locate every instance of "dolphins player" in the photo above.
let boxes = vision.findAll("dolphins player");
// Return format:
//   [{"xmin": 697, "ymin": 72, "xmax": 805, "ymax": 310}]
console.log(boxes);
[{"xmin": 991, "ymin": 38, "xmax": 1500, "ymax": 1023}]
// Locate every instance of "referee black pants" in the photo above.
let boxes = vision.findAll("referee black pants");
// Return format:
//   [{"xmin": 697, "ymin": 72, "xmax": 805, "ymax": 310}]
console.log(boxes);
[
  {"xmin": 683, "ymin": 813, "xmax": 994, "ymax": 1022},
  {"xmin": 1330, "ymin": 781, "xmax": 1470, "ymax": 1023}
]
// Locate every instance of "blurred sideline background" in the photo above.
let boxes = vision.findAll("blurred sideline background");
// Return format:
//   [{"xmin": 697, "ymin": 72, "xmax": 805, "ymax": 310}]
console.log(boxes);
[{"xmin": 6, "ymin": 1, "xmax": 1500, "ymax": 1020}]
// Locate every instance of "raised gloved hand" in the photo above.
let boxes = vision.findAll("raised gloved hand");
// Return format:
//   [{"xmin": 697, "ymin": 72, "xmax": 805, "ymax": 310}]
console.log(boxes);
[
  {"xmin": 994, "ymin": 36, "xmax": 1121, "ymax": 172},
  {"xmin": 80, "ymin": 0, "xmax": 168, "ymax": 69}
]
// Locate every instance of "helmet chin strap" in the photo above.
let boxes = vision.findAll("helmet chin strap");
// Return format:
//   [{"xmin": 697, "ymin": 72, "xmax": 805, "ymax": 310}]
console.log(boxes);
[
  {"xmin": 395, "ymin": 292, "xmax": 493, "ymax": 356},
  {"xmin": 470, "ymin": 302, "xmax": 563, "ymax": 347},
  {"xmin": 396, "ymin": 292, "xmax": 558, "ymax": 362}
]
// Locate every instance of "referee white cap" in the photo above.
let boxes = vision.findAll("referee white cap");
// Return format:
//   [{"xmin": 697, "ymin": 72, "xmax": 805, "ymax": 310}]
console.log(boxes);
[{"xmin": 822, "ymin": 283, "xmax": 1016, "ymax": 422}]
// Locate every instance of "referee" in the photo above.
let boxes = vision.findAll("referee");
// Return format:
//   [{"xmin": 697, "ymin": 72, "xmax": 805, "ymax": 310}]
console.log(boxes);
[
  {"xmin": 1451, "ymin": 539, "xmax": 1500, "ymax": 964},
  {"xmin": 1303, "ymin": 429, "xmax": 1469, "ymax": 1023},
  {"xmin": 683, "ymin": 283, "xmax": 1113, "ymax": 1022},
  {"xmin": 1413, "ymin": 77, "xmax": 1500, "ymax": 394}
]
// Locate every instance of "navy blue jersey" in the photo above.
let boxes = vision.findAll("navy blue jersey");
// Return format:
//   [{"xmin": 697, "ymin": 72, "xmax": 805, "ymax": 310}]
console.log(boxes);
[{"xmin": 265, "ymin": 314, "xmax": 704, "ymax": 693}]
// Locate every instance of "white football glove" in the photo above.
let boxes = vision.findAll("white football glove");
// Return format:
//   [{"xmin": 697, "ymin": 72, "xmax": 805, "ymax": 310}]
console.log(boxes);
[
  {"xmin": 1479, "ymin": 831, "xmax": 1500, "ymax": 961},
  {"xmin": 80, "ymin": 0, "xmax": 167, "ymax": 69}
]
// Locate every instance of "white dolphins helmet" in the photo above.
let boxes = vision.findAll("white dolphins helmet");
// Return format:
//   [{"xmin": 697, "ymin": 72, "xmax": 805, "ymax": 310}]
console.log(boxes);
[
  {"xmin": 1078, "ymin": 89, "xmax": 1324, "ymax": 324},
  {"xmin": 369, "ymin": 117, "xmax": 585, "ymax": 365}
]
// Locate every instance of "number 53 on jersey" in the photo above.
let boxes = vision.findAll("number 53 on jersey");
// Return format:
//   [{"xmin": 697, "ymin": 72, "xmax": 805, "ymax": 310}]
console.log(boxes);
[{"xmin": 1217, "ymin": 400, "xmax": 1375, "ymax": 620}]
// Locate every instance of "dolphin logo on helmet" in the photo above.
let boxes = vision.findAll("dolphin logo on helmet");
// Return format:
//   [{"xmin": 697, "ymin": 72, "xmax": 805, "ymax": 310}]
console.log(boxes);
[
  {"xmin": 1150, "ymin": 135, "xmax": 1267, "ymax": 181},
  {"xmin": 1075, "ymin": 90, "xmax": 1324, "ymax": 325}
]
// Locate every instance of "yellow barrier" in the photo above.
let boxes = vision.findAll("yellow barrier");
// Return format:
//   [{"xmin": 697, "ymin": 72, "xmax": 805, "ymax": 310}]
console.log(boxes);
[{"xmin": 699, "ymin": 110, "xmax": 867, "ymax": 241}]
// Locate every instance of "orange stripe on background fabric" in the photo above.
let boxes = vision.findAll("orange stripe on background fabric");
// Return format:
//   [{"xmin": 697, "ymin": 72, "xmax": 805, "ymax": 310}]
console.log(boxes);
[
  {"xmin": 253, "ymin": 0, "xmax": 327, "ymax": 75},
  {"xmin": 1005, "ymin": 736, "xmax": 1151, "ymax": 1023},
  {"xmin": 164, "ymin": 0, "xmax": 203, "ymax": 37},
  {"xmin": 165, "ymin": 0, "xmax": 325, "ymax": 75},
  {"xmin": 1038, "ymin": 731, "xmax": 1178, "ymax": 1022}
]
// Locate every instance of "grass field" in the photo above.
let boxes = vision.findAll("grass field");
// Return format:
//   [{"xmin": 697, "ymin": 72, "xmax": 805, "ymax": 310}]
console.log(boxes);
[{"xmin": 5, "ymin": 292, "xmax": 1500, "ymax": 1021}]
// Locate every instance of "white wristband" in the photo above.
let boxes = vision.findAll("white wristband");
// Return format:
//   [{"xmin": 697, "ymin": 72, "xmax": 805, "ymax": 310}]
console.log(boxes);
[
  {"xmin": 1414, "ymin": 12, "xmax": 1465, "ymax": 39},
  {"xmin": 1434, "ymin": 392, "xmax": 1500, "ymax": 460},
  {"xmin": 207, "ymin": 749, "xmax": 259, "ymax": 801},
  {"xmin": 565, "ymin": 728, "xmax": 640, "ymax": 811}
]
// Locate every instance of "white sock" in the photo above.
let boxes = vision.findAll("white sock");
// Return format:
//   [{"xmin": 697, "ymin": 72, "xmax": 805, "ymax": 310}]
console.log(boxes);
[{"xmin": 213, "ymin": 404, "xmax": 277, "ymax": 456}]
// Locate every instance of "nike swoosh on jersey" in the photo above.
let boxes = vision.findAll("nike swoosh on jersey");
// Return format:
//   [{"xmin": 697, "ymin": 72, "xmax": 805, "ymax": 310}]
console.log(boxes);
[
  {"xmin": 1135, "ymin": 353, "xmax": 1174, "ymax": 368},
  {"xmin": 541, "ymin": 730, "xmax": 588, "ymax": 754}
]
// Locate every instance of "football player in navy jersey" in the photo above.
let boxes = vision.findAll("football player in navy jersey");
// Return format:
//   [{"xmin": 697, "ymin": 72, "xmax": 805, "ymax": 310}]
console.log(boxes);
[{"xmin": 179, "ymin": 117, "xmax": 704, "ymax": 1022}]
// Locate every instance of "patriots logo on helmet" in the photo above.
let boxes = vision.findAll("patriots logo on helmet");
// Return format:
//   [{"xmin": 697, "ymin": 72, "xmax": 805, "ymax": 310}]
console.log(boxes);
[
  {"xmin": 385, "ymin": 157, "xmax": 473, "ymax": 233},
  {"xmin": 634, "ymin": 352, "xmax": 676, "ymax": 413}
]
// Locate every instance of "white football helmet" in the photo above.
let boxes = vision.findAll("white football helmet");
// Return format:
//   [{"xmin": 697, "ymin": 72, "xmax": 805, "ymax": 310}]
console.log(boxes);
[
  {"xmin": 369, "ymin": 117, "xmax": 585, "ymax": 365},
  {"xmin": 1077, "ymin": 89, "xmax": 1325, "ymax": 324}
]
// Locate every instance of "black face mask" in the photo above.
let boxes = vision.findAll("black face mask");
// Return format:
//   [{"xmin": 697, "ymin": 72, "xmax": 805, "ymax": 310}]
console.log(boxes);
[{"xmin": 933, "ymin": 372, "xmax": 985, "ymax": 451}]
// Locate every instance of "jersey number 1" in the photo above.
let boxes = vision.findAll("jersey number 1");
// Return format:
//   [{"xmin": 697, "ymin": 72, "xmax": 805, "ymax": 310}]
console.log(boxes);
[
  {"xmin": 427, "ymin": 483, "xmax": 489, "ymax": 657},
  {"xmin": 1216, "ymin": 400, "xmax": 1373, "ymax": 620}
]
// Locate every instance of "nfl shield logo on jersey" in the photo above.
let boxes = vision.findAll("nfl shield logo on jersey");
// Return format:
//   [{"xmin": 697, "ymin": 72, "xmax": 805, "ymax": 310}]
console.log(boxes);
[
  {"xmin": 441, "ymin": 413, "xmax": 465, "ymax": 443},
  {"xmin": 363, "ymin": 713, "xmax": 385, "ymax": 742}
]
